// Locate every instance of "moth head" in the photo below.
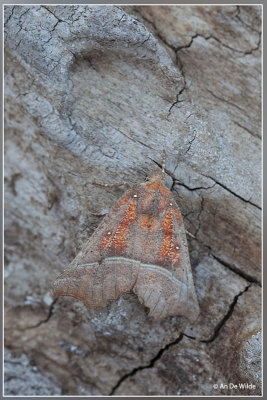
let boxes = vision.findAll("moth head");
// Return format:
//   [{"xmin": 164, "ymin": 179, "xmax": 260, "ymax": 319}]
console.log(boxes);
[{"xmin": 146, "ymin": 168, "xmax": 165, "ymax": 183}]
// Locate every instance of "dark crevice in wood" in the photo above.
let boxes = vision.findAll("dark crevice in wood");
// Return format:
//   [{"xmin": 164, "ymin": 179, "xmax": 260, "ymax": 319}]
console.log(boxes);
[
  {"xmin": 206, "ymin": 89, "xmax": 248, "ymax": 114},
  {"xmin": 127, "ymin": 6, "xmax": 187, "ymax": 117},
  {"xmin": 19, "ymin": 299, "xmax": 58, "ymax": 331},
  {"xmin": 42, "ymin": 5, "xmax": 64, "ymax": 23},
  {"xmin": 211, "ymin": 254, "xmax": 261, "ymax": 286},
  {"xmin": 185, "ymin": 284, "xmax": 254, "ymax": 344},
  {"xmin": 174, "ymin": 180, "xmax": 216, "ymax": 192},
  {"xmin": 129, "ymin": 8, "xmax": 260, "ymax": 57},
  {"xmin": 192, "ymin": 236, "xmax": 261, "ymax": 287},
  {"xmin": 233, "ymin": 120, "xmax": 261, "ymax": 139},
  {"xmin": 200, "ymin": 173, "xmax": 261, "ymax": 210},
  {"xmin": 4, "ymin": 5, "xmax": 15, "ymax": 26},
  {"xmin": 176, "ymin": 31, "xmax": 261, "ymax": 56},
  {"xmin": 109, "ymin": 282, "xmax": 253, "ymax": 394},
  {"xmin": 183, "ymin": 333, "xmax": 196, "ymax": 340},
  {"xmin": 167, "ymin": 88, "xmax": 185, "ymax": 118},
  {"xmin": 109, "ymin": 332, "xmax": 184, "ymax": 395},
  {"xmin": 129, "ymin": 6, "xmax": 177, "ymax": 53},
  {"xmin": 235, "ymin": 5, "xmax": 261, "ymax": 34},
  {"xmin": 30, "ymin": 298, "xmax": 58, "ymax": 329},
  {"xmin": 183, "ymin": 285, "xmax": 253, "ymax": 344},
  {"xmin": 146, "ymin": 161, "xmax": 261, "ymax": 287},
  {"xmin": 200, "ymin": 284, "xmax": 252, "ymax": 343}
]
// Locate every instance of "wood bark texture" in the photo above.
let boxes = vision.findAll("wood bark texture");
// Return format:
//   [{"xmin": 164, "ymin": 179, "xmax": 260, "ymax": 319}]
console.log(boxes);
[{"xmin": 4, "ymin": 5, "xmax": 262, "ymax": 396}]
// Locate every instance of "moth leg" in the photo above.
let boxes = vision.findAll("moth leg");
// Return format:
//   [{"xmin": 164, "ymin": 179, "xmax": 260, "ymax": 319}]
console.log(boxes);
[
  {"xmin": 91, "ymin": 181, "xmax": 130, "ymax": 190},
  {"xmin": 161, "ymin": 149, "xmax": 166, "ymax": 173},
  {"xmin": 88, "ymin": 211, "xmax": 107, "ymax": 217},
  {"xmin": 186, "ymin": 230, "xmax": 195, "ymax": 239}
]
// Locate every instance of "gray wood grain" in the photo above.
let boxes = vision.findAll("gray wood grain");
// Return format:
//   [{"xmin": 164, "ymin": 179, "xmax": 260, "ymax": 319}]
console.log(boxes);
[{"xmin": 4, "ymin": 5, "xmax": 261, "ymax": 396}]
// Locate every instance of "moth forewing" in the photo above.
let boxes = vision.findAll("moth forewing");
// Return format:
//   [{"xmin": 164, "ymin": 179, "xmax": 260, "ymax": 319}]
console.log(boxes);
[{"xmin": 51, "ymin": 168, "xmax": 200, "ymax": 323}]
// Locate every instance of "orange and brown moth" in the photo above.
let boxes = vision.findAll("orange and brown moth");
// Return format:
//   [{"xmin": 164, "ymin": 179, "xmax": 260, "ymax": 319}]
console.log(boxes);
[{"xmin": 51, "ymin": 162, "xmax": 200, "ymax": 323}]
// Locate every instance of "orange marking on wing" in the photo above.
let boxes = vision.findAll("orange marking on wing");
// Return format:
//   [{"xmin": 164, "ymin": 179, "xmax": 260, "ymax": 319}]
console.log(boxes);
[
  {"xmin": 160, "ymin": 209, "xmax": 173, "ymax": 259},
  {"xmin": 117, "ymin": 196, "xmax": 130, "ymax": 207},
  {"xmin": 141, "ymin": 215, "xmax": 150, "ymax": 229},
  {"xmin": 111, "ymin": 224, "xmax": 128, "ymax": 251},
  {"xmin": 100, "ymin": 234, "xmax": 113, "ymax": 250},
  {"xmin": 172, "ymin": 240, "xmax": 181, "ymax": 263},
  {"xmin": 160, "ymin": 209, "xmax": 180, "ymax": 264},
  {"xmin": 100, "ymin": 198, "xmax": 135, "ymax": 250},
  {"xmin": 160, "ymin": 184, "xmax": 171, "ymax": 196},
  {"xmin": 110, "ymin": 200, "xmax": 137, "ymax": 251},
  {"xmin": 125, "ymin": 200, "xmax": 137, "ymax": 222},
  {"xmin": 146, "ymin": 181, "xmax": 160, "ymax": 191},
  {"xmin": 160, "ymin": 233, "xmax": 173, "ymax": 258},
  {"xmin": 161, "ymin": 209, "xmax": 173, "ymax": 232},
  {"xmin": 149, "ymin": 217, "xmax": 157, "ymax": 233}
]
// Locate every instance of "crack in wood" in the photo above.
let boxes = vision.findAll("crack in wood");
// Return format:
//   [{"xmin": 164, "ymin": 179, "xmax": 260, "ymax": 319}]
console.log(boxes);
[
  {"xmin": 200, "ymin": 173, "xmax": 261, "ymax": 210},
  {"xmin": 109, "ymin": 282, "xmax": 253, "ymax": 394},
  {"xmin": 211, "ymin": 254, "xmax": 261, "ymax": 286},
  {"xmin": 109, "ymin": 332, "xmax": 184, "ymax": 395},
  {"xmin": 10, "ymin": 299, "xmax": 58, "ymax": 332},
  {"xmin": 200, "ymin": 283, "xmax": 252, "ymax": 343},
  {"xmin": 192, "ymin": 237, "xmax": 261, "ymax": 287}
]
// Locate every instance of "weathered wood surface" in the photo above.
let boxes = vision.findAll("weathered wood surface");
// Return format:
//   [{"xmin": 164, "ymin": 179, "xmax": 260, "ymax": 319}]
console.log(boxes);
[{"xmin": 4, "ymin": 5, "xmax": 261, "ymax": 396}]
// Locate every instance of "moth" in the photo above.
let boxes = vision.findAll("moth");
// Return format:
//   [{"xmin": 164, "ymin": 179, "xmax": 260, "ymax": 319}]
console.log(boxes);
[{"xmin": 51, "ymin": 161, "xmax": 200, "ymax": 323}]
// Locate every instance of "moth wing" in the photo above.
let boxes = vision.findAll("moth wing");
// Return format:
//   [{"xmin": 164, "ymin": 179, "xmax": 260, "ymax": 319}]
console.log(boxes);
[
  {"xmin": 51, "ymin": 258, "xmax": 138, "ymax": 310},
  {"xmin": 51, "ymin": 188, "xmax": 139, "ymax": 308},
  {"xmin": 171, "ymin": 201, "xmax": 199, "ymax": 321},
  {"xmin": 133, "ymin": 199, "xmax": 199, "ymax": 324}
]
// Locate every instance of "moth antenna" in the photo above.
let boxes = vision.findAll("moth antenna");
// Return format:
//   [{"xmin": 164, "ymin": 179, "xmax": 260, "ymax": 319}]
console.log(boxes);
[{"xmin": 161, "ymin": 150, "xmax": 166, "ymax": 177}]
